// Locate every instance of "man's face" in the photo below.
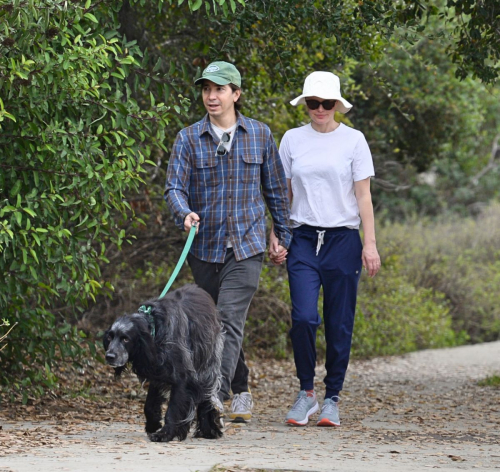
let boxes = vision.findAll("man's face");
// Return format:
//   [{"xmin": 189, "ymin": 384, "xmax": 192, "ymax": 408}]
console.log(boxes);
[{"xmin": 202, "ymin": 80, "xmax": 241, "ymax": 120}]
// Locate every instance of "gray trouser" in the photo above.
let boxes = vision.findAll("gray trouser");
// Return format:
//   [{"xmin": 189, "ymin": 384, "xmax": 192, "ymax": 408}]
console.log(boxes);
[{"xmin": 187, "ymin": 249, "xmax": 264, "ymax": 401}]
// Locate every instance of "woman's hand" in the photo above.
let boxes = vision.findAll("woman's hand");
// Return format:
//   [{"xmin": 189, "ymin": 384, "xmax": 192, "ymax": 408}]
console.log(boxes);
[
  {"xmin": 362, "ymin": 242, "xmax": 381, "ymax": 277},
  {"xmin": 269, "ymin": 231, "xmax": 288, "ymax": 265}
]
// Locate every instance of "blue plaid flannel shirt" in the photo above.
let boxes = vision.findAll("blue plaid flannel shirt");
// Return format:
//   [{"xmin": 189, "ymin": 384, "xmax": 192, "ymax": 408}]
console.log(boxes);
[{"xmin": 165, "ymin": 112, "xmax": 292, "ymax": 263}]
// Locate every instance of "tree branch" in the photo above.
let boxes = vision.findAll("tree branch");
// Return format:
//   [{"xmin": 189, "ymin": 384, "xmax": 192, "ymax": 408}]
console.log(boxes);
[{"xmin": 471, "ymin": 133, "xmax": 500, "ymax": 186}]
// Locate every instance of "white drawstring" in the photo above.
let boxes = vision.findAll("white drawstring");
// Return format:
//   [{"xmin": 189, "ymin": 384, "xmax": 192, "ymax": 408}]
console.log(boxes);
[{"xmin": 316, "ymin": 230, "xmax": 326, "ymax": 256}]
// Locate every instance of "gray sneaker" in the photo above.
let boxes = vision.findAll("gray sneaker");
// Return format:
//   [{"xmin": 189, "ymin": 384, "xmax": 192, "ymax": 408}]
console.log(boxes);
[
  {"xmin": 317, "ymin": 397, "xmax": 340, "ymax": 426},
  {"xmin": 228, "ymin": 392, "xmax": 253, "ymax": 422},
  {"xmin": 285, "ymin": 390, "xmax": 319, "ymax": 426}
]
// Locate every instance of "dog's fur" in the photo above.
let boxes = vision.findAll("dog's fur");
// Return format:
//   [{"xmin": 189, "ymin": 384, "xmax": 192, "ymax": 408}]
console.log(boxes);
[{"xmin": 103, "ymin": 284, "xmax": 224, "ymax": 442}]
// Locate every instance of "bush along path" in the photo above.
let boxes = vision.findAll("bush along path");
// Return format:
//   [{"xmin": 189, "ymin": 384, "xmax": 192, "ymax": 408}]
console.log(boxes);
[{"xmin": 1, "ymin": 341, "xmax": 499, "ymax": 472}]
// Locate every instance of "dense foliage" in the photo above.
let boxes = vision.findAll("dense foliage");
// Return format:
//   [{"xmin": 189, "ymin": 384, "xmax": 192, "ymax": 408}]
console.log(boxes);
[
  {"xmin": 1, "ymin": 0, "xmax": 499, "ymax": 395},
  {"xmin": 0, "ymin": 0, "xmax": 234, "ymax": 396},
  {"xmin": 122, "ymin": 0, "xmax": 500, "ymax": 216}
]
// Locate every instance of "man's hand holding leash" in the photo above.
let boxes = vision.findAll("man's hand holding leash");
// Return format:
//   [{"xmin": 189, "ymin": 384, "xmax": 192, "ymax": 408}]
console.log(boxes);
[{"xmin": 184, "ymin": 212, "xmax": 200, "ymax": 233}]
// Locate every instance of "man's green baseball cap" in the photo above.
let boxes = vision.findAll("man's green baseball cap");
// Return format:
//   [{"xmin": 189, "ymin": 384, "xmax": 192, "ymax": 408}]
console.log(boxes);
[{"xmin": 194, "ymin": 61, "xmax": 241, "ymax": 87}]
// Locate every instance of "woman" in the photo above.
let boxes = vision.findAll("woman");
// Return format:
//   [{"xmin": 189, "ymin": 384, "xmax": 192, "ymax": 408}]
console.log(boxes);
[{"xmin": 269, "ymin": 71, "xmax": 381, "ymax": 427}]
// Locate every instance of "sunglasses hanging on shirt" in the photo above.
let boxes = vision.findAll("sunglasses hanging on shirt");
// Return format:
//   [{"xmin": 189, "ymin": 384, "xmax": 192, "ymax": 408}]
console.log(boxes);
[
  {"xmin": 305, "ymin": 99, "xmax": 337, "ymax": 111},
  {"xmin": 216, "ymin": 132, "xmax": 231, "ymax": 156}
]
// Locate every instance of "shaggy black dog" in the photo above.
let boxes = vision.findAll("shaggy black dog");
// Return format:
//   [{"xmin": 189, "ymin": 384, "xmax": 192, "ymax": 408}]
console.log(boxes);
[{"xmin": 103, "ymin": 284, "xmax": 224, "ymax": 442}]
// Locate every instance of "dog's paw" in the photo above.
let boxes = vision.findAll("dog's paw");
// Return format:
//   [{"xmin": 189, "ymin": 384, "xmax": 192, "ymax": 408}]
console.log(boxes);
[
  {"xmin": 148, "ymin": 431, "xmax": 172, "ymax": 442},
  {"xmin": 145, "ymin": 421, "xmax": 162, "ymax": 434},
  {"xmin": 193, "ymin": 428, "xmax": 223, "ymax": 439}
]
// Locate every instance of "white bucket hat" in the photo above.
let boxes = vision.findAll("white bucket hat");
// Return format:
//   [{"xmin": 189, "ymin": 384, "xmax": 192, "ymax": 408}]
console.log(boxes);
[{"xmin": 290, "ymin": 71, "xmax": 352, "ymax": 114}]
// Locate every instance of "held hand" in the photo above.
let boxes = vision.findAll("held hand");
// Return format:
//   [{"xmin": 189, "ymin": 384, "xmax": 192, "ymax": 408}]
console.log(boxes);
[
  {"xmin": 184, "ymin": 212, "xmax": 200, "ymax": 233},
  {"xmin": 362, "ymin": 243, "xmax": 381, "ymax": 277},
  {"xmin": 268, "ymin": 234, "xmax": 288, "ymax": 265}
]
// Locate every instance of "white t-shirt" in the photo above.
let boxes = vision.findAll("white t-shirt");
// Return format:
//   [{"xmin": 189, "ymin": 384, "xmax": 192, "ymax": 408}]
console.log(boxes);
[
  {"xmin": 211, "ymin": 123, "xmax": 237, "ymax": 153},
  {"xmin": 279, "ymin": 123, "xmax": 374, "ymax": 229}
]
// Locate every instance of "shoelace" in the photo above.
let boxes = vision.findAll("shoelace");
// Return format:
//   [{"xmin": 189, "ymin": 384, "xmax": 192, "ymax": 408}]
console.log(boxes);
[
  {"xmin": 316, "ymin": 230, "xmax": 325, "ymax": 256},
  {"xmin": 321, "ymin": 399, "xmax": 338, "ymax": 415},
  {"xmin": 290, "ymin": 393, "xmax": 309, "ymax": 412},
  {"xmin": 232, "ymin": 394, "xmax": 252, "ymax": 413}
]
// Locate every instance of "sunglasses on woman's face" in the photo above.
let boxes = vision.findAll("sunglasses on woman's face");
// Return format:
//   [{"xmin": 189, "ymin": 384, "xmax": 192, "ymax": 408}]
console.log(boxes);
[
  {"xmin": 216, "ymin": 132, "xmax": 231, "ymax": 156},
  {"xmin": 305, "ymin": 99, "xmax": 337, "ymax": 111}
]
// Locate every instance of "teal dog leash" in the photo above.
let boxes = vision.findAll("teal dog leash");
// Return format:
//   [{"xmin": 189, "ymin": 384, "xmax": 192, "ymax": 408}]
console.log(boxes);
[{"xmin": 138, "ymin": 221, "xmax": 199, "ymax": 335}]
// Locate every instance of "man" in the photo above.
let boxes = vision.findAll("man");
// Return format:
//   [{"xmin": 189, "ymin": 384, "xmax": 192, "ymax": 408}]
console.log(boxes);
[{"xmin": 165, "ymin": 61, "xmax": 291, "ymax": 422}]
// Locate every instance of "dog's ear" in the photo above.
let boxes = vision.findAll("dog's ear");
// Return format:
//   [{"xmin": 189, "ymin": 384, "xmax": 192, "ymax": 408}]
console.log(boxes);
[
  {"xmin": 131, "ymin": 315, "xmax": 158, "ymax": 375},
  {"xmin": 103, "ymin": 329, "xmax": 111, "ymax": 350}
]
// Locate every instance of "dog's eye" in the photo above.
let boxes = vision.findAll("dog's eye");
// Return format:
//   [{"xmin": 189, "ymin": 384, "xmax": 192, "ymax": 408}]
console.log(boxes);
[{"xmin": 122, "ymin": 337, "xmax": 129, "ymax": 343}]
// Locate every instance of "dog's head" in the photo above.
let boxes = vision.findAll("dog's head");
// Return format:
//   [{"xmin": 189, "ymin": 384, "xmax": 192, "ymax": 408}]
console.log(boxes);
[{"xmin": 103, "ymin": 314, "xmax": 154, "ymax": 376}]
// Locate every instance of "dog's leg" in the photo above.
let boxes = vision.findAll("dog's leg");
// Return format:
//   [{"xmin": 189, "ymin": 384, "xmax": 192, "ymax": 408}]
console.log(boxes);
[
  {"xmin": 148, "ymin": 384, "xmax": 193, "ymax": 442},
  {"xmin": 144, "ymin": 383, "xmax": 163, "ymax": 434},
  {"xmin": 193, "ymin": 400, "xmax": 223, "ymax": 439}
]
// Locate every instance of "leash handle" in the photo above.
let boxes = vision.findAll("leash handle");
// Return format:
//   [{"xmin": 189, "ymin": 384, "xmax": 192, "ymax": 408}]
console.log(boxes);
[{"xmin": 159, "ymin": 221, "xmax": 198, "ymax": 299}]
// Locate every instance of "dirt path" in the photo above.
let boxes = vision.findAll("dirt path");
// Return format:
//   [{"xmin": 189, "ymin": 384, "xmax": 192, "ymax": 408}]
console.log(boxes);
[{"xmin": 1, "ymin": 341, "xmax": 499, "ymax": 472}]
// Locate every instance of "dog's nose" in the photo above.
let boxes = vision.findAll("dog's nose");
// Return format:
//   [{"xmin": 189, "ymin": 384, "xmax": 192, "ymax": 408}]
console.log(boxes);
[{"xmin": 105, "ymin": 352, "xmax": 116, "ymax": 363}]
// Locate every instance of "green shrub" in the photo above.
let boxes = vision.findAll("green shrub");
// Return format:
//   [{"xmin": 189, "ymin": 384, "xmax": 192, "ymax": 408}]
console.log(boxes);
[
  {"xmin": 477, "ymin": 375, "xmax": 500, "ymax": 387},
  {"xmin": 352, "ymin": 256, "xmax": 466, "ymax": 358},
  {"xmin": 0, "ymin": 0, "xmax": 174, "ymax": 393},
  {"xmin": 378, "ymin": 202, "xmax": 500, "ymax": 343},
  {"xmin": 245, "ymin": 264, "xmax": 292, "ymax": 359},
  {"xmin": 0, "ymin": 0, "xmax": 240, "ymax": 395}
]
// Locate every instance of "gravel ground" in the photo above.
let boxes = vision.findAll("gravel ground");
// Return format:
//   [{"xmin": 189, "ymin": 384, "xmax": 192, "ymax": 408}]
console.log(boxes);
[{"xmin": 1, "ymin": 341, "xmax": 499, "ymax": 472}]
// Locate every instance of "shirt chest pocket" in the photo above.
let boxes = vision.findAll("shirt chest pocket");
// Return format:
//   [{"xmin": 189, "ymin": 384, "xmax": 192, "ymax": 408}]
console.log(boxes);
[
  {"xmin": 195, "ymin": 155, "xmax": 220, "ymax": 186},
  {"xmin": 240, "ymin": 153, "xmax": 263, "ymax": 183}
]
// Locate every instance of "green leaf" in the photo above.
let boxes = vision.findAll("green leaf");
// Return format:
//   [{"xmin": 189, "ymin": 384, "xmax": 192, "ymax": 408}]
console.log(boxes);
[
  {"xmin": 29, "ymin": 265, "xmax": 38, "ymax": 280},
  {"xmin": 84, "ymin": 12, "xmax": 98, "ymax": 23},
  {"xmin": 30, "ymin": 248, "xmax": 39, "ymax": 264},
  {"xmin": 191, "ymin": 0, "xmax": 203, "ymax": 11},
  {"xmin": 2, "ymin": 112, "xmax": 16, "ymax": 122},
  {"xmin": 10, "ymin": 180, "xmax": 22, "ymax": 197},
  {"xmin": 23, "ymin": 208, "xmax": 36, "ymax": 218},
  {"xmin": 153, "ymin": 57, "xmax": 162, "ymax": 72}
]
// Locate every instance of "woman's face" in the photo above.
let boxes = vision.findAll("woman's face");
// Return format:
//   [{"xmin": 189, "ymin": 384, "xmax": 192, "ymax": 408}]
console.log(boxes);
[{"xmin": 305, "ymin": 96, "xmax": 337, "ymax": 126}]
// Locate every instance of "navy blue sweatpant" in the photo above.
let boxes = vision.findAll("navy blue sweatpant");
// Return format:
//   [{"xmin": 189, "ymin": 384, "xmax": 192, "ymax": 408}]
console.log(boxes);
[{"xmin": 287, "ymin": 225, "xmax": 362, "ymax": 399}]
